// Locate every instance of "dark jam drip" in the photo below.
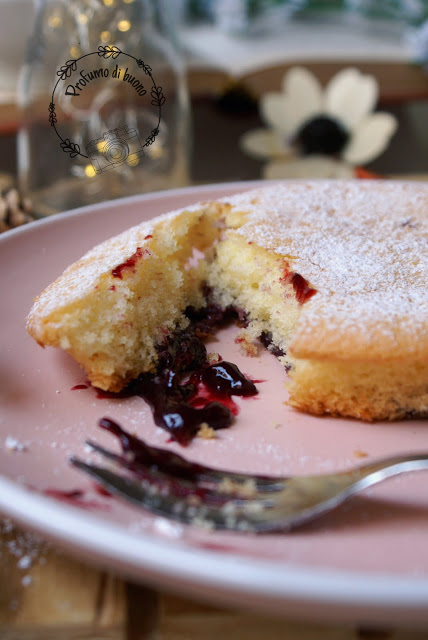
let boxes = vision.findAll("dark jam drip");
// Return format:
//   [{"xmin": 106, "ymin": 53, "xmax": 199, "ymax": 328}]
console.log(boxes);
[
  {"xmin": 281, "ymin": 265, "xmax": 317, "ymax": 305},
  {"xmin": 99, "ymin": 416, "xmax": 207, "ymax": 479},
  {"xmin": 98, "ymin": 417, "xmax": 234, "ymax": 505},
  {"xmin": 201, "ymin": 362, "xmax": 257, "ymax": 396},
  {"xmin": 189, "ymin": 382, "xmax": 239, "ymax": 416},
  {"xmin": 112, "ymin": 247, "xmax": 145, "ymax": 279},
  {"xmin": 128, "ymin": 371, "xmax": 233, "ymax": 446}
]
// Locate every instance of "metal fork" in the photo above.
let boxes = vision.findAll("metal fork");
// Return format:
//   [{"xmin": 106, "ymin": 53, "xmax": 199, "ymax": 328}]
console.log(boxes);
[{"xmin": 70, "ymin": 423, "xmax": 428, "ymax": 533}]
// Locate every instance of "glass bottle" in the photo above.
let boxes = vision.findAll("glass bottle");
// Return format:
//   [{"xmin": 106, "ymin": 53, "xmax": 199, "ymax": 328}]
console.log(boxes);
[{"xmin": 17, "ymin": 0, "xmax": 190, "ymax": 216}]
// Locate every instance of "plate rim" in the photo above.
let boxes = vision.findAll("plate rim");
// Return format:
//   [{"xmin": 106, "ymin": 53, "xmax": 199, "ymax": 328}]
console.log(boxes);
[{"xmin": 0, "ymin": 179, "xmax": 269, "ymax": 243}]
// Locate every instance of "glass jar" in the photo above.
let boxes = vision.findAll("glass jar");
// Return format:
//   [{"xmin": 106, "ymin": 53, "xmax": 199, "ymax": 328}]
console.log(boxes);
[{"xmin": 17, "ymin": 0, "xmax": 191, "ymax": 216}]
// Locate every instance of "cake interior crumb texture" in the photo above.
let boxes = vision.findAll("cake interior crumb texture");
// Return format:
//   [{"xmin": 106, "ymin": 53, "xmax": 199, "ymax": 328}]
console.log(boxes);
[
  {"xmin": 27, "ymin": 206, "xmax": 221, "ymax": 391},
  {"xmin": 27, "ymin": 181, "xmax": 428, "ymax": 421}
]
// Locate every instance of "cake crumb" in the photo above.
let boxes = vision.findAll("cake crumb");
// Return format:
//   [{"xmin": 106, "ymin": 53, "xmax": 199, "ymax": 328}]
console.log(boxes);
[
  {"xmin": 218, "ymin": 477, "xmax": 257, "ymax": 498},
  {"xmin": 207, "ymin": 352, "xmax": 221, "ymax": 364},
  {"xmin": 354, "ymin": 449, "xmax": 369, "ymax": 458},
  {"xmin": 197, "ymin": 423, "xmax": 218, "ymax": 439},
  {"xmin": 235, "ymin": 330, "xmax": 258, "ymax": 357}
]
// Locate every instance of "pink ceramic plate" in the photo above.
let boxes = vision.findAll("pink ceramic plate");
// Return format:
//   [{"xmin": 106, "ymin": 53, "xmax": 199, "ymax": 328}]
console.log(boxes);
[{"xmin": 1, "ymin": 182, "xmax": 428, "ymax": 626}]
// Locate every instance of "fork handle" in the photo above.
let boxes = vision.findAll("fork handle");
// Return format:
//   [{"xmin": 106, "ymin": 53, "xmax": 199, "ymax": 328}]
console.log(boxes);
[
  {"xmin": 363, "ymin": 452, "xmax": 428, "ymax": 472},
  {"xmin": 348, "ymin": 452, "xmax": 428, "ymax": 491}
]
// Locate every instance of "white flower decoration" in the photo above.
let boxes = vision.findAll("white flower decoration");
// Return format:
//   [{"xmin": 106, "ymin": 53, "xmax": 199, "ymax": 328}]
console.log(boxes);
[{"xmin": 240, "ymin": 67, "xmax": 398, "ymax": 179}]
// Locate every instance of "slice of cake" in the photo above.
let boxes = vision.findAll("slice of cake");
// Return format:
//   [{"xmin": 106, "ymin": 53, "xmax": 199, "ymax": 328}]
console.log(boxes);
[
  {"xmin": 27, "ymin": 180, "xmax": 428, "ymax": 421},
  {"xmin": 26, "ymin": 205, "xmax": 222, "ymax": 391}
]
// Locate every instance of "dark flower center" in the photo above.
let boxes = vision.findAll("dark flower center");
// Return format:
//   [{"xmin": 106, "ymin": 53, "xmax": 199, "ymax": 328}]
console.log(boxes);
[{"xmin": 295, "ymin": 115, "xmax": 350, "ymax": 156}]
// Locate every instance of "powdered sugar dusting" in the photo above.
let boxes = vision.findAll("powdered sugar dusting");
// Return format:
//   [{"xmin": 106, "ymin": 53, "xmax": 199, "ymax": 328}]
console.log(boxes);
[
  {"xmin": 223, "ymin": 181, "xmax": 428, "ymax": 359},
  {"xmin": 27, "ymin": 203, "xmax": 201, "ymax": 323}
]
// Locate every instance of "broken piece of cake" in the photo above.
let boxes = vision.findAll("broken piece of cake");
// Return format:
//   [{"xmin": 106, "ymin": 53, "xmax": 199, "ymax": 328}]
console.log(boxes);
[{"xmin": 26, "ymin": 180, "xmax": 428, "ymax": 422}]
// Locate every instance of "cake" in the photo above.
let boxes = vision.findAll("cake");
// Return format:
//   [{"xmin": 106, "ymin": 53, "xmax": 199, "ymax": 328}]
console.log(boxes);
[{"xmin": 27, "ymin": 180, "xmax": 428, "ymax": 422}]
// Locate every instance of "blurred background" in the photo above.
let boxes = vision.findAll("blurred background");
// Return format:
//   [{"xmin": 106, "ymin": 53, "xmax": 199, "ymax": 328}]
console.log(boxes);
[{"xmin": 1, "ymin": 0, "xmax": 428, "ymax": 220}]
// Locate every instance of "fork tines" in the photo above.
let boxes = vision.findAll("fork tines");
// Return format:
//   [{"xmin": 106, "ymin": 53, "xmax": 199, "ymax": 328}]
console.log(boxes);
[
  {"xmin": 69, "ymin": 454, "xmax": 274, "ymax": 532},
  {"xmin": 69, "ymin": 418, "xmax": 285, "ymax": 532},
  {"xmin": 95, "ymin": 417, "xmax": 285, "ymax": 491}
]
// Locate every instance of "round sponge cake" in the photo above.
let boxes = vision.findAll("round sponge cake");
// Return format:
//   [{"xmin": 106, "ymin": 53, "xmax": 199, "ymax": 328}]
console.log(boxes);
[{"xmin": 27, "ymin": 180, "xmax": 428, "ymax": 421}]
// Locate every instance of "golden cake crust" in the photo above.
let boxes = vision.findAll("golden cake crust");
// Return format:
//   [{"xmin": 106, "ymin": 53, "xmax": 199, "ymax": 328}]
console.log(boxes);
[{"xmin": 27, "ymin": 204, "xmax": 199, "ymax": 337}]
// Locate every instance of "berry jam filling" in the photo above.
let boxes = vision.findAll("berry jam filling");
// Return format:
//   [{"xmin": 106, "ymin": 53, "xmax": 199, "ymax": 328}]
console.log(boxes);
[
  {"xmin": 259, "ymin": 331, "xmax": 285, "ymax": 358},
  {"xmin": 185, "ymin": 293, "xmax": 249, "ymax": 337},
  {"xmin": 281, "ymin": 265, "xmax": 317, "ymax": 305},
  {"xmin": 188, "ymin": 381, "xmax": 239, "ymax": 416},
  {"xmin": 128, "ymin": 370, "xmax": 234, "ymax": 446},
  {"xmin": 291, "ymin": 272, "xmax": 317, "ymax": 305},
  {"xmin": 112, "ymin": 247, "xmax": 149, "ymax": 279},
  {"xmin": 109, "ymin": 299, "xmax": 258, "ymax": 446}
]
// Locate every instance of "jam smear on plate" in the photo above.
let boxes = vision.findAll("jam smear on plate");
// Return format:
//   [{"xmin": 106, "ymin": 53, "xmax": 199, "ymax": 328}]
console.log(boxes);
[{"xmin": 200, "ymin": 361, "xmax": 257, "ymax": 397}]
